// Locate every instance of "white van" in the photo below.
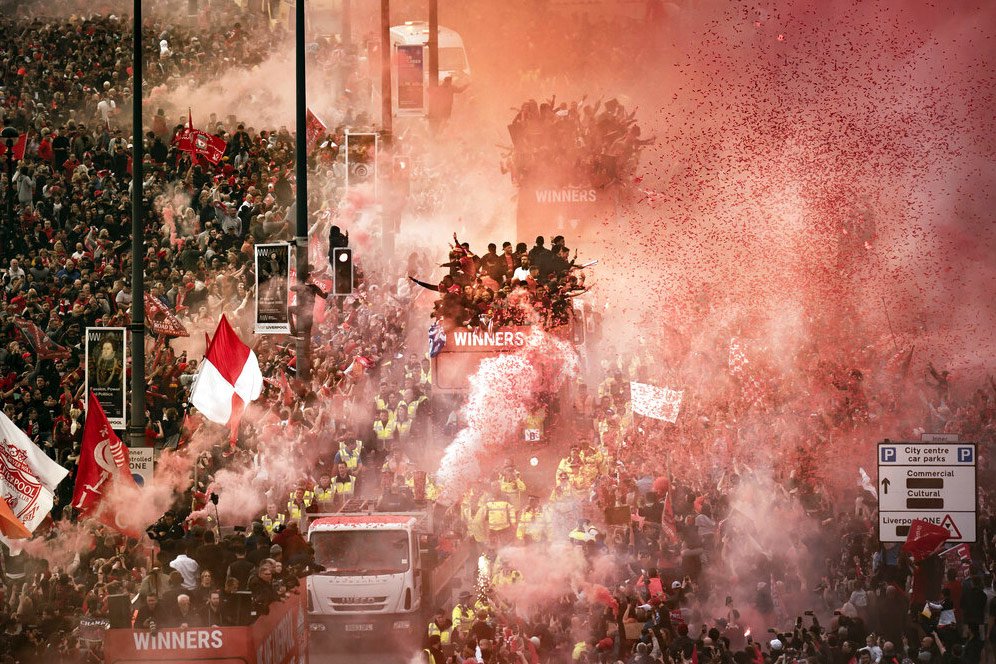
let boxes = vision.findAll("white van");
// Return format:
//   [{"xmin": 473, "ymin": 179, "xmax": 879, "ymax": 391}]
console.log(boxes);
[{"xmin": 390, "ymin": 21, "xmax": 471, "ymax": 85}]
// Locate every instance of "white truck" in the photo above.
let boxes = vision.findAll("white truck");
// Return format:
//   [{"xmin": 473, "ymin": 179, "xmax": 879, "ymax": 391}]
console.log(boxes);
[{"xmin": 305, "ymin": 504, "xmax": 470, "ymax": 640}]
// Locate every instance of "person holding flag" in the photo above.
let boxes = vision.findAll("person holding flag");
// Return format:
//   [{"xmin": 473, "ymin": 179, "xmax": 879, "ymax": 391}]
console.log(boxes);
[{"xmin": 71, "ymin": 392, "xmax": 139, "ymax": 534}]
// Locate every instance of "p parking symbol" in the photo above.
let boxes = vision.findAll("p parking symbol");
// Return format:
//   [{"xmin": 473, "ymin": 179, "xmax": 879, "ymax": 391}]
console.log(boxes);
[
  {"xmin": 881, "ymin": 447, "xmax": 896, "ymax": 463},
  {"xmin": 958, "ymin": 447, "xmax": 974, "ymax": 463}
]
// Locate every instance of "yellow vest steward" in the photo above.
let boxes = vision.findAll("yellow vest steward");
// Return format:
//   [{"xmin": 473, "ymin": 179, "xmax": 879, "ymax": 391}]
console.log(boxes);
[
  {"xmin": 486, "ymin": 501, "xmax": 512, "ymax": 531},
  {"xmin": 337, "ymin": 448, "xmax": 361, "ymax": 471},
  {"xmin": 395, "ymin": 420, "xmax": 412, "ymax": 438},
  {"xmin": 427, "ymin": 621, "xmax": 451, "ymax": 645},
  {"xmin": 374, "ymin": 420, "xmax": 396, "ymax": 440},
  {"xmin": 409, "ymin": 396, "xmax": 428, "ymax": 417},
  {"xmin": 286, "ymin": 502, "xmax": 305, "ymax": 520},
  {"xmin": 313, "ymin": 486, "xmax": 334, "ymax": 502},
  {"xmin": 333, "ymin": 476, "xmax": 356, "ymax": 495},
  {"xmin": 516, "ymin": 509, "xmax": 542, "ymax": 540},
  {"xmin": 261, "ymin": 513, "xmax": 286, "ymax": 536},
  {"xmin": 500, "ymin": 472, "xmax": 525, "ymax": 495},
  {"xmin": 451, "ymin": 605, "xmax": 475, "ymax": 632}
]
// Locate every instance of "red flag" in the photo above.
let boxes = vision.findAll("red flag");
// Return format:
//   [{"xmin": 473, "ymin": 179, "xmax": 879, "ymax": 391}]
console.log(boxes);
[
  {"xmin": 144, "ymin": 293, "xmax": 189, "ymax": 337},
  {"xmin": 13, "ymin": 316, "xmax": 71, "ymax": 360},
  {"xmin": 902, "ymin": 519, "xmax": 951, "ymax": 561},
  {"xmin": 306, "ymin": 108, "xmax": 327, "ymax": 152},
  {"xmin": 72, "ymin": 392, "xmax": 137, "ymax": 516},
  {"xmin": 692, "ymin": 645, "xmax": 699, "ymax": 664},
  {"xmin": 172, "ymin": 109, "xmax": 194, "ymax": 152},
  {"xmin": 0, "ymin": 133, "xmax": 28, "ymax": 161},
  {"xmin": 192, "ymin": 130, "xmax": 227, "ymax": 164}
]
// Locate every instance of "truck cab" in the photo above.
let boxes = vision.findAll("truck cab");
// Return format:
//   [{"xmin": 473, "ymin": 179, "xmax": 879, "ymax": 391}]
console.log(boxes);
[{"xmin": 306, "ymin": 514, "xmax": 423, "ymax": 637}]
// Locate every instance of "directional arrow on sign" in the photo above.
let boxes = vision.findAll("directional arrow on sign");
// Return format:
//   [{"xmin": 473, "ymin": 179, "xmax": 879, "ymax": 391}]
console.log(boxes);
[{"xmin": 881, "ymin": 478, "xmax": 890, "ymax": 494}]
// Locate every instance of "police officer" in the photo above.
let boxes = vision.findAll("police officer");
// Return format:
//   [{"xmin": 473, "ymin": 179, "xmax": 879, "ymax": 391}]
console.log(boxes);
[
  {"xmin": 484, "ymin": 492, "xmax": 515, "ymax": 547},
  {"xmin": 498, "ymin": 459, "xmax": 526, "ymax": 510},
  {"xmin": 451, "ymin": 591, "xmax": 476, "ymax": 642},
  {"xmin": 516, "ymin": 495, "xmax": 544, "ymax": 543}
]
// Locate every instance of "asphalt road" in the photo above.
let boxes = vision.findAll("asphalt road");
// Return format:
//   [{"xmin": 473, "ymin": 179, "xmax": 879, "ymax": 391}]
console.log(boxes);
[{"xmin": 308, "ymin": 640, "xmax": 418, "ymax": 663}]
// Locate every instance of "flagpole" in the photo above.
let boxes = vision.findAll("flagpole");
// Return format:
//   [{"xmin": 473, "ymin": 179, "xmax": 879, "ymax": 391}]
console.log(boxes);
[
  {"xmin": 294, "ymin": 0, "xmax": 312, "ymax": 381},
  {"xmin": 128, "ymin": 0, "xmax": 147, "ymax": 451}
]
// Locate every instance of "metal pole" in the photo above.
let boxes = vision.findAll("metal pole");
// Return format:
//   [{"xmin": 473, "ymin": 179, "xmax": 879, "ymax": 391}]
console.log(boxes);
[
  {"xmin": 128, "ymin": 0, "xmax": 147, "ymax": 451},
  {"xmin": 295, "ymin": 0, "xmax": 312, "ymax": 381},
  {"xmin": 380, "ymin": 0, "xmax": 392, "ymax": 137},
  {"xmin": 428, "ymin": 0, "xmax": 438, "ymax": 93}
]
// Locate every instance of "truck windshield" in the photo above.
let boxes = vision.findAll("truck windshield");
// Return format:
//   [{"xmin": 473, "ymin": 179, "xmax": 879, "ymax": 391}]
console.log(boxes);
[{"xmin": 311, "ymin": 530, "xmax": 411, "ymax": 575}]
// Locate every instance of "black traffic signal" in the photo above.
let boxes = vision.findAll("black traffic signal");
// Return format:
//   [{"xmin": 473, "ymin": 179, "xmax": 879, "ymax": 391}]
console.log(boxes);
[{"xmin": 332, "ymin": 247, "xmax": 353, "ymax": 295}]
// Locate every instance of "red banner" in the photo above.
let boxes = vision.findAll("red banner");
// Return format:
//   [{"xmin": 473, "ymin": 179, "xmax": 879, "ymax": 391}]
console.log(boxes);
[
  {"xmin": 13, "ymin": 316, "xmax": 71, "ymax": 360},
  {"xmin": 902, "ymin": 519, "xmax": 950, "ymax": 561},
  {"xmin": 144, "ymin": 293, "xmax": 189, "ymax": 338},
  {"xmin": 103, "ymin": 592, "xmax": 307, "ymax": 664}
]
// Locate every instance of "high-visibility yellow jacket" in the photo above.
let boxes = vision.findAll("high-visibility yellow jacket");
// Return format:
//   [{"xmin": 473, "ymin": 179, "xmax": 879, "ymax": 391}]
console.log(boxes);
[
  {"xmin": 261, "ymin": 513, "xmax": 286, "ymax": 536},
  {"xmin": 373, "ymin": 420, "xmax": 396, "ymax": 440},
  {"xmin": 451, "ymin": 604, "xmax": 475, "ymax": 633},
  {"xmin": 333, "ymin": 475, "xmax": 356, "ymax": 495},
  {"xmin": 486, "ymin": 500, "xmax": 513, "ymax": 531},
  {"xmin": 499, "ymin": 471, "xmax": 526, "ymax": 496},
  {"xmin": 427, "ymin": 620, "xmax": 452, "ymax": 645}
]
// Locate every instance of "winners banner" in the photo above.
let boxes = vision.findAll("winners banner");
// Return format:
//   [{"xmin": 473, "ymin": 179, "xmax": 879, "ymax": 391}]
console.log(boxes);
[
  {"xmin": 85, "ymin": 328, "xmax": 127, "ymax": 429},
  {"xmin": 255, "ymin": 243, "xmax": 291, "ymax": 334}
]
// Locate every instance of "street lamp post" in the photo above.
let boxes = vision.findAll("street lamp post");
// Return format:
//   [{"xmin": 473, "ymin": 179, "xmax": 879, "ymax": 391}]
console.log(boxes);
[
  {"xmin": 1, "ymin": 120, "xmax": 18, "ymax": 231},
  {"xmin": 128, "ymin": 0, "xmax": 147, "ymax": 451},
  {"xmin": 294, "ymin": 0, "xmax": 313, "ymax": 381}
]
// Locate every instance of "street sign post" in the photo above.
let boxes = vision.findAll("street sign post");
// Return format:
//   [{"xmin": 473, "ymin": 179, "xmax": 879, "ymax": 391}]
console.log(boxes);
[{"xmin": 877, "ymin": 441, "xmax": 977, "ymax": 542}]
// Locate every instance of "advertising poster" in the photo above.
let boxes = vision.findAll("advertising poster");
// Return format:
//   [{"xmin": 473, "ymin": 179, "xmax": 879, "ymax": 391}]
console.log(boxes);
[
  {"xmin": 255, "ymin": 243, "xmax": 291, "ymax": 334},
  {"xmin": 85, "ymin": 327, "xmax": 127, "ymax": 429}
]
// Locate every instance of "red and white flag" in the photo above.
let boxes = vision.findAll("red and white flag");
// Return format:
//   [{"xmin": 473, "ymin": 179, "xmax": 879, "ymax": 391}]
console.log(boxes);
[
  {"xmin": 306, "ymin": 108, "xmax": 327, "ymax": 152},
  {"xmin": 190, "ymin": 315, "xmax": 263, "ymax": 425},
  {"xmin": 630, "ymin": 382, "xmax": 684, "ymax": 423},
  {"xmin": 0, "ymin": 411, "xmax": 69, "ymax": 547},
  {"xmin": 72, "ymin": 392, "xmax": 137, "ymax": 517}
]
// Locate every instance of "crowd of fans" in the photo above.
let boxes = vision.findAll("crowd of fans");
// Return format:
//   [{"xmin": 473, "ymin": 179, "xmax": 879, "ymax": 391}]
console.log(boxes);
[
  {"xmin": 411, "ymin": 233, "xmax": 590, "ymax": 330},
  {"xmin": 0, "ymin": 3, "xmax": 439, "ymax": 661},
  {"xmin": 503, "ymin": 96, "xmax": 654, "ymax": 189}
]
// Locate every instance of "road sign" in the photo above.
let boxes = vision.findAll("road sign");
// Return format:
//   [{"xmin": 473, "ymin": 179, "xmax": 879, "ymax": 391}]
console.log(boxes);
[{"xmin": 878, "ymin": 441, "xmax": 976, "ymax": 543}]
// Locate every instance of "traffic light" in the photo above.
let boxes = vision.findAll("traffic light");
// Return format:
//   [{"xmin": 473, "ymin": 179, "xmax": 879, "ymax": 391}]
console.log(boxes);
[{"xmin": 332, "ymin": 247, "xmax": 353, "ymax": 295}]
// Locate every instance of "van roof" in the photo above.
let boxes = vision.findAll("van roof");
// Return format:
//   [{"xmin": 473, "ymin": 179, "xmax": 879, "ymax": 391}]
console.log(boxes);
[
  {"xmin": 390, "ymin": 22, "xmax": 463, "ymax": 44},
  {"xmin": 309, "ymin": 515, "xmax": 416, "ymax": 531}
]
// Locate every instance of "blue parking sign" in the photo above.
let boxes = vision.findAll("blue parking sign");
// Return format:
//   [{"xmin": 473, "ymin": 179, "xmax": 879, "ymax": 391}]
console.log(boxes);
[
  {"xmin": 957, "ymin": 447, "xmax": 974, "ymax": 463},
  {"xmin": 881, "ymin": 447, "xmax": 896, "ymax": 462}
]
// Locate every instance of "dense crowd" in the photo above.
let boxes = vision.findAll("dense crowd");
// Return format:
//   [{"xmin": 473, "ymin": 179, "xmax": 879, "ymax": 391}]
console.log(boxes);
[
  {"xmin": 411, "ymin": 233, "xmax": 590, "ymax": 329},
  {"xmin": 503, "ymin": 96, "xmax": 653, "ymax": 188},
  {"xmin": 426, "ymin": 332, "xmax": 996, "ymax": 663},
  {"xmin": 0, "ymin": 3, "xmax": 438, "ymax": 661}
]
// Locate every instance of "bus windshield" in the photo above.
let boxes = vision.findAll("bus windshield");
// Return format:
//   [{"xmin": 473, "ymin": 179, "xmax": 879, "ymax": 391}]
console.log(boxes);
[{"xmin": 311, "ymin": 530, "xmax": 411, "ymax": 576}]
